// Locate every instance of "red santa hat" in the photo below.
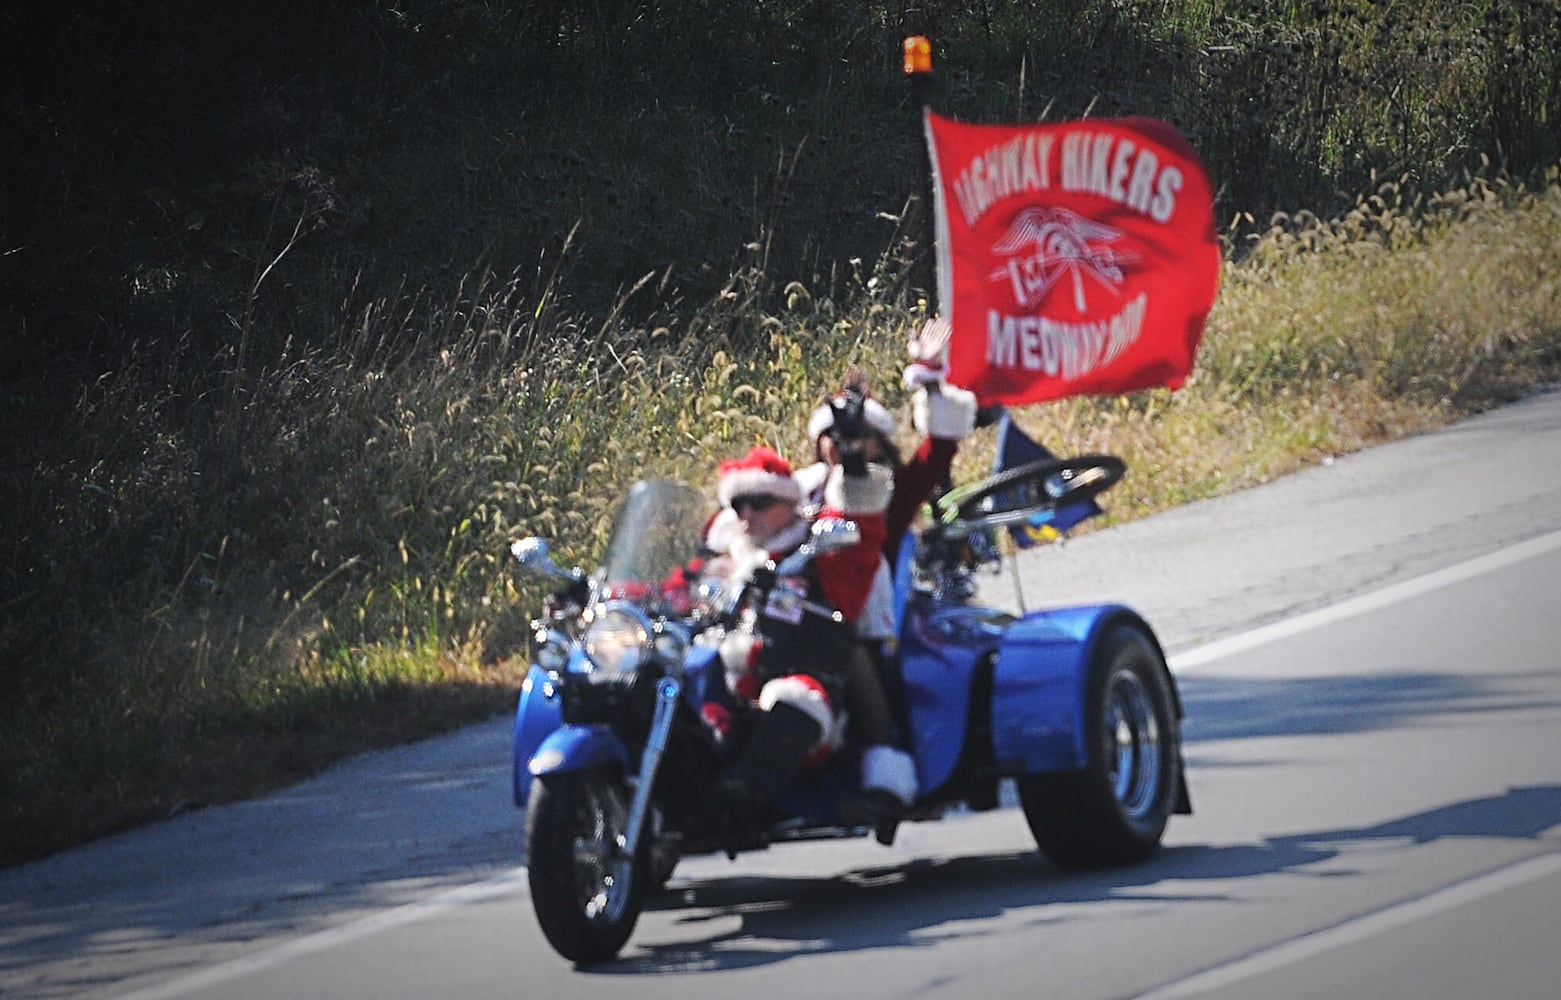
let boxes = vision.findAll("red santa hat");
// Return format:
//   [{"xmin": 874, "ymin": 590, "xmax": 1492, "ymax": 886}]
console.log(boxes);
[
  {"xmin": 806, "ymin": 393, "xmax": 896, "ymax": 444},
  {"xmin": 716, "ymin": 446, "xmax": 804, "ymax": 509}
]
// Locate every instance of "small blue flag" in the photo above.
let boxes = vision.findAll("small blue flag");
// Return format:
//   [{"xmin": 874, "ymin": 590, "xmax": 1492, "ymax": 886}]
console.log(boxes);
[{"xmin": 992, "ymin": 411, "xmax": 1102, "ymax": 548}]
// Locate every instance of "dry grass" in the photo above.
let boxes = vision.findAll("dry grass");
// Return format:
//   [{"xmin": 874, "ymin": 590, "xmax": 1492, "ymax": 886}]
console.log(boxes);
[
  {"xmin": 958, "ymin": 169, "xmax": 1561, "ymax": 524},
  {"xmin": 4, "ymin": 168, "xmax": 1561, "ymax": 867}
]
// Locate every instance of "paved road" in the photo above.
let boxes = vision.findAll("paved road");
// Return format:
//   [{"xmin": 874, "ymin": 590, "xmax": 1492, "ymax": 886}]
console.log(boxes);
[
  {"xmin": 983, "ymin": 384, "xmax": 1561, "ymax": 650},
  {"xmin": 3, "ymin": 387, "xmax": 1559, "ymax": 999}
]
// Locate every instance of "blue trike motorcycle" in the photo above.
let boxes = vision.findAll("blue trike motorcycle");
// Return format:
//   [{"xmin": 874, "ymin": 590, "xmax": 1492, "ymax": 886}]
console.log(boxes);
[{"xmin": 509, "ymin": 455, "xmax": 1190, "ymax": 964}]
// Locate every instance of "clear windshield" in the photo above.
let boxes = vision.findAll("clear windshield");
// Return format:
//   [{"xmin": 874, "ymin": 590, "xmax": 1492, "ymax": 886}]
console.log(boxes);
[{"xmin": 596, "ymin": 479, "xmax": 711, "ymax": 593}]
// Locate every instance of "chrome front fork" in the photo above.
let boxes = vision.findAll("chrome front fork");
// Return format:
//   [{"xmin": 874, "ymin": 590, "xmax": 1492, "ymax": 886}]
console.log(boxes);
[{"xmin": 605, "ymin": 674, "xmax": 680, "ymax": 921}]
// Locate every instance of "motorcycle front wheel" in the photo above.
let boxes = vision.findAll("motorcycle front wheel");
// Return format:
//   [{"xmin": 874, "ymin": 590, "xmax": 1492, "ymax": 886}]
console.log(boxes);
[
  {"xmin": 525, "ymin": 769, "xmax": 644, "ymax": 964},
  {"xmin": 1017, "ymin": 621, "xmax": 1181, "ymax": 868}
]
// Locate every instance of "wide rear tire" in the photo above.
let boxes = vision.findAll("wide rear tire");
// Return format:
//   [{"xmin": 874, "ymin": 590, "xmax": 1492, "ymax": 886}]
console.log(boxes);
[
  {"xmin": 1018, "ymin": 622, "xmax": 1181, "ymax": 868},
  {"xmin": 525, "ymin": 770, "xmax": 644, "ymax": 964}
]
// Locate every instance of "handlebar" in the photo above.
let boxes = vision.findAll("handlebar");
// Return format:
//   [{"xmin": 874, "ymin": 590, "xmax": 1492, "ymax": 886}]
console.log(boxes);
[{"xmin": 929, "ymin": 454, "xmax": 1126, "ymax": 540}]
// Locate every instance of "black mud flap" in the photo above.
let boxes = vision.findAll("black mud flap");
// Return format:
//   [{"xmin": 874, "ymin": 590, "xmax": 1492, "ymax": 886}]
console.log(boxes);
[{"xmin": 1174, "ymin": 765, "xmax": 1193, "ymax": 815}]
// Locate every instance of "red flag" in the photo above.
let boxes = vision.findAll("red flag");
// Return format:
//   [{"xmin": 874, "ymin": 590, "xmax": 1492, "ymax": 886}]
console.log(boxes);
[{"xmin": 924, "ymin": 112, "xmax": 1219, "ymax": 406}]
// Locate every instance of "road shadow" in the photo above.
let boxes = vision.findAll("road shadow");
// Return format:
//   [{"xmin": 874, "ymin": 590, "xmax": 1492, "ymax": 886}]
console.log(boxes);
[
  {"xmin": 585, "ymin": 784, "xmax": 1561, "ymax": 975},
  {"xmin": 1176, "ymin": 670, "xmax": 1561, "ymax": 743}
]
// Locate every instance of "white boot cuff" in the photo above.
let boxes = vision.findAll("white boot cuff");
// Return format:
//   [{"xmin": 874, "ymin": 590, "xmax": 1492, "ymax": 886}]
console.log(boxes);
[{"xmin": 860, "ymin": 745, "xmax": 918, "ymax": 807}]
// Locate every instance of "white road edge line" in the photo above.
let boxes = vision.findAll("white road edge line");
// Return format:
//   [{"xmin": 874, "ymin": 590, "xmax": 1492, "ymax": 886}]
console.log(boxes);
[
  {"xmin": 105, "ymin": 868, "xmax": 531, "ymax": 1000},
  {"xmin": 106, "ymin": 528, "xmax": 1561, "ymax": 999},
  {"xmin": 1130, "ymin": 852, "xmax": 1561, "ymax": 999},
  {"xmin": 1168, "ymin": 527, "xmax": 1561, "ymax": 674}
]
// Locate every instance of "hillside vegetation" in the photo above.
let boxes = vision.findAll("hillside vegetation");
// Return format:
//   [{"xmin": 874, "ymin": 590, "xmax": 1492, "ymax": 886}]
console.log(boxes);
[{"xmin": 2, "ymin": 1, "xmax": 1559, "ymax": 866}]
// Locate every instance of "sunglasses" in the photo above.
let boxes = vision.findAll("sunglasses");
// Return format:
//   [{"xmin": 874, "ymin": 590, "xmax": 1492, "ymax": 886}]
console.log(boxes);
[{"xmin": 731, "ymin": 494, "xmax": 786, "ymax": 515}]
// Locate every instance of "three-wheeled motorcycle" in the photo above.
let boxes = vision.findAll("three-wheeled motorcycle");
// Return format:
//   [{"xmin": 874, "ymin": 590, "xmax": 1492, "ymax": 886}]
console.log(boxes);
[{"xmin": 509, "ymin": 454, "xmax": 1190, "ymax": 963}]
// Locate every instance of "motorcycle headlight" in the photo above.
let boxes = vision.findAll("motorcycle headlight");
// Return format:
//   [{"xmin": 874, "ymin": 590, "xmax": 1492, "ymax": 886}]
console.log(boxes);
[{"xmin": 582, "ymin": 604, "xmax": 652, "ymax": 676}]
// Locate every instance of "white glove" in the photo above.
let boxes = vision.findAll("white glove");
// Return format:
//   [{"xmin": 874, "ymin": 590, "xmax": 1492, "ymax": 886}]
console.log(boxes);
[
  {"xmin": 903, "ymin": 360, "xmax": 945, "ymax": 390},
  {"xmin": 904, "ymin": 316, "xmax": 953, "ymax": 390}
]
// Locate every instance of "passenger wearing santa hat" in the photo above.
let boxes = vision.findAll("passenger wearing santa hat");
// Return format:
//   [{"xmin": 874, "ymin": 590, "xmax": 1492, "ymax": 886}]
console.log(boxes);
[
  {"xmin": 795, "ymin": 329, "xmax": 978, "ymax": 824},
  {"xmin": 798, "ymin": 326, "xmax": 980, "ymax": 564}
]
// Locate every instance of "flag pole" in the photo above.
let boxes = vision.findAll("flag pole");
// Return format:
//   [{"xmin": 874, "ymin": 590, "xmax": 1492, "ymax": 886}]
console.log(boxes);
[{"xmin": 1006, "ymin": 531, "xmax": 1028, "ymax": 616}]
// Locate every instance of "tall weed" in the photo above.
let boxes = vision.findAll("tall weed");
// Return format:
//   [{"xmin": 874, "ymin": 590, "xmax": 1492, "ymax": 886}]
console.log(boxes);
[{"xmin": 5, "ymin": 165, "xmax": 1561, "ymax": 865}]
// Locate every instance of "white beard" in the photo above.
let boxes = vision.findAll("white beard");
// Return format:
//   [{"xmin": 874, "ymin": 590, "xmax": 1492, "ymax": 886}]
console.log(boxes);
[{"xmin": 727, "ymin": 517, "xmax": 810, "ymax": 581}]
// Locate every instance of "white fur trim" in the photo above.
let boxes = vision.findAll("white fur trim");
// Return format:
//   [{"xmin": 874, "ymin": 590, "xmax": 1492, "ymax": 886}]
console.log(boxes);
[
  {"xmin": 758, "ymin": 675, "xmax": 839, "ymax": 750},
  {"xmin": 823, "ymin": 462, "xmax": 892, "ymax": 514},
  {"xmin": 861, "ymin": 745, "xmax": 918, "ymax": 806},
  {"xmin": 902, "ymin": 361, "xmax": 945, "ymax": 390},
  {"xmin": 807, "ymin": 396, "xmax": 896, "ymax": 443},
  {"xmin": 912, "ymin": 384, "xmax": 978, "ymax": 441},
  {"xmin": 704, "ymin": 506, "xmax": 741, "ymax": 554},
  {"xmin": 793, "ymin": 461, "xmax": 829, "ymax": 508},
  {"xmin": 807, "ymin": 404, "xmax": 832, "ymax": 444},
  {"xmin": 718, "ymin": 629, "xmax": 757, "ymax": 689},
  {"xmin": 717, "ymin": 467, "xmax": 802, "ymax": 508},
  {"xmin": 856, "ymin": 558, "xmax": 896, "ymax": 640},
  {"xmin": 722, "ymin": 517, "xmax": 809, "ymax": 579}
]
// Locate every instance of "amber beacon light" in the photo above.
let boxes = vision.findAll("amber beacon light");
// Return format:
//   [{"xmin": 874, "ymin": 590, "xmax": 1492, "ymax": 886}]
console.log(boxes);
[{"xmin": 902, "ymin": 35, "xmax": 932, "ymax": 76}]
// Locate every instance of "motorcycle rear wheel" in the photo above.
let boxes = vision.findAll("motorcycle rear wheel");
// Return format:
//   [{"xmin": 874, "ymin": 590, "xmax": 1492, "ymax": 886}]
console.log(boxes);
[
  {"xmin": 1017, "ymin": 621, "xmax": 1180, "ymax": 868},
  {"xmin": 525, "ymin": 769, "xmax": 644, "ymax": 964}
]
